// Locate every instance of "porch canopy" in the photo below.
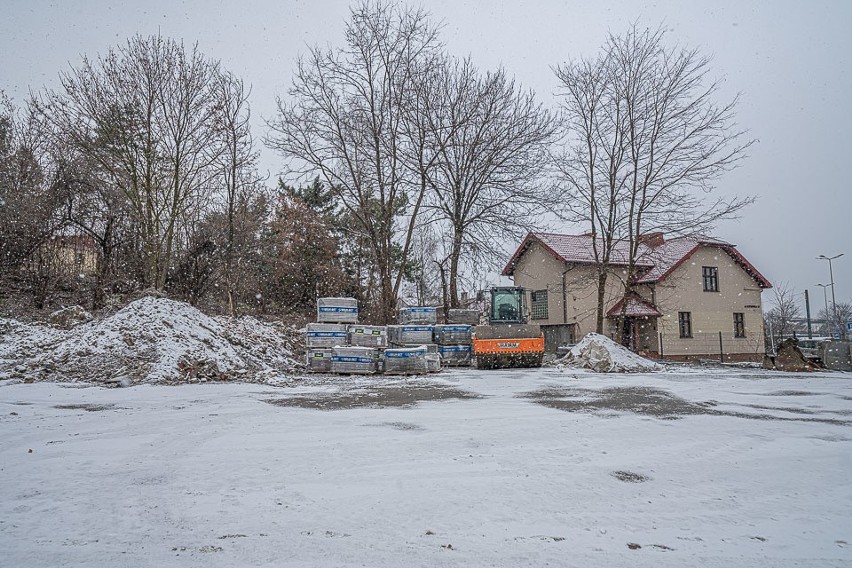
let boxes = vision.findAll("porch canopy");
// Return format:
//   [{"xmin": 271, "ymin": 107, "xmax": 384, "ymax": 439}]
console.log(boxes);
[{"xmin": 606, "ymin": 295, "xmax": 662, "ymax": 318}]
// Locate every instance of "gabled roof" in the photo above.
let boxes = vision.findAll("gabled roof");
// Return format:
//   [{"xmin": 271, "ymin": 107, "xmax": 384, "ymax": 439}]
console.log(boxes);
[
  {"xmin": 606, "ymin": 294, "xmax": 662, "ymax": 318},
  {"xmin": 502, "ymin": 232, "xmax": 653, "ymax": 276},
  {"xmin": 503, "ymin": 232, "xmax": 772, "ymax": 289}
]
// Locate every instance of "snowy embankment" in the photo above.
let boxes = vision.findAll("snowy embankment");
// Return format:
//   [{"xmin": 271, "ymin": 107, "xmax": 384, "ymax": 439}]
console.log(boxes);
[
  {"xmin": 558, "ymin": 332, "xmax": 663, "ymax": 372},
  {"xmin": 1, "ymin": 368, "xmax": 850, "ymax": 567},
  {"xmin": 0, "ymin": 297, "xmax": 301, "ymax": 385}
]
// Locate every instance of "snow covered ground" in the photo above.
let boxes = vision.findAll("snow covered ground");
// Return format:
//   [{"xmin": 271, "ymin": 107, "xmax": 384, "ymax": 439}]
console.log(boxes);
[{"xmin": 2, "ymin": 367, "xmax": 851, "ymax": 567}]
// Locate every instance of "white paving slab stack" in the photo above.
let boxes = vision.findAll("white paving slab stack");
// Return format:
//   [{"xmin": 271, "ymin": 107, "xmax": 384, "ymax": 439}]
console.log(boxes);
[
  {"xmin": 317, "ymin": 297, "xmax": 359, "ymax": 324},
  {"xmin": 348, "ymin": 325, "xmax": 388, "ymax": 348},
  {"xmin": 387, "ymin": 324, "xmax": 434, "ymax": 346},
  {"xmin": 384, "ymin": 345, "xmax": 441, "ymax": 374},
  {"xmin": 305, "ymin": 323, "xmax": 349, "ymax": 348},
  {"xmin": 438, "ymin": 344, "xmax": 472, "ymax": 367},
  {"xmin": 331, "ymin": 346, "xmax": 378, "ymax": 375},
  {"xmin": 433, "ymin": 324, "xmax": 473, "ymax": 345},
  {"xmin": 398, "ymin": 306, "xmax": 437, "ymax": 325},
  {"xmin": 447, "ymin": 308, "xmax": 480, "ymax": 326},
  {"xmin": 306, "ymin": 348, "xmax": 334, "ymax": 373}
]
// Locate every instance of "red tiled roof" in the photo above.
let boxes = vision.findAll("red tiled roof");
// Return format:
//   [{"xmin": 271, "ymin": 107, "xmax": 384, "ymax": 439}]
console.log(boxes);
[
  {"xmin": 502, "ymin": 232, "xmax": 653, "ymax": 276},
  {"xmin": 606, "ymin": 294, "xmax": 662, "ymax": 318},
  {"xmin": 504, "ymin": 232, "xmax": 772, "ymax": 289}
]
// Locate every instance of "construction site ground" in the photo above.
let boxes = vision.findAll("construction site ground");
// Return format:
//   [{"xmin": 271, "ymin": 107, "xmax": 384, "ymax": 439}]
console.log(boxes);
[{"xmin": 2, "ymin": 366, "xmax": 851, "ymax": 567}]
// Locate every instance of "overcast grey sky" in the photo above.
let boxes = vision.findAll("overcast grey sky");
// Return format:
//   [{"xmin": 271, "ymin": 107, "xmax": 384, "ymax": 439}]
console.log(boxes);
[{"xmin": 2, "ymin": 0, "xmax": 851, "ymax": 316}]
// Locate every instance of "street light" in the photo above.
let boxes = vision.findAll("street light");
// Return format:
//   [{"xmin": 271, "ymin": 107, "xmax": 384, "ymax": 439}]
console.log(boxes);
[
  {"xmin": 816, "ymin": 283, "xmax": 831, "ymax": 331},
  {"xmin": 818, "ymin": 253, "xmax": 844, "ymax": 335}
]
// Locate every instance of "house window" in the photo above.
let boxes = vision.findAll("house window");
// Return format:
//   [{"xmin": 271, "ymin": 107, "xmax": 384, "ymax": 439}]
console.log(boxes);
[
  {"xmin": 678, "ymin": 312, "xmax": 692, "ymax": 338},
  {"xmin": 734, "ymin": 312, "xmax": 746, "ymax": 338},
  {"xmin": 530, "ymin": 290, "xmax": 548, "ymax": 320},
  {"xmin": 702, "ymin": 266, "xmax": 719, "ymax": 292}
]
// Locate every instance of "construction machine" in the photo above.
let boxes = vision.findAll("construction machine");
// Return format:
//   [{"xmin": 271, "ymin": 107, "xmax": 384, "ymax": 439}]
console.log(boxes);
[{"xmin": 472, "ymin": 287, "xmax": 545, "ymax": 369}]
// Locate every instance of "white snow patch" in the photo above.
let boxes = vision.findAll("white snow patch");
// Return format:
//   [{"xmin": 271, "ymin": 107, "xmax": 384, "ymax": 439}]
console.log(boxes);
[
  {"xmin": 0, "ymin": 297, "xmax": 300, "ymax": 385},
  {"xmin": 560, "ymin": 333, "xmax": 663, "ymax": 373}
]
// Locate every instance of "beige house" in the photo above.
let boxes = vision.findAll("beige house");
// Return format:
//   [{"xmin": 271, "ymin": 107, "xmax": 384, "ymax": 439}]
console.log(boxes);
[{"xmin": 503, "ymin": 232, "xmax": 772, "ymax": 362}]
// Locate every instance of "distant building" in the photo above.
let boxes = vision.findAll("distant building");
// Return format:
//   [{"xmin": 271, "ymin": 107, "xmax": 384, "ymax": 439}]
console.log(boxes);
[
  {"xmin": 503, "ymin": 232, "xmax": 772, "ymax": 362},
  {"xmin": 32, "ymin": 234, "xmax": 99, "ymax": 276}
]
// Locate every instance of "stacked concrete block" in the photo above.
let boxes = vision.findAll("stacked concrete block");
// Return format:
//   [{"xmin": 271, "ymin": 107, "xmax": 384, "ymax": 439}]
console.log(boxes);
[
  {"xmin": 317, "ymin": 297, "xmax": 359, "ymax": 324},
  {"xmin": 447, "ymin": 308, "xmax": 480, "ymax": 326},
  {"xmin": 437, "ymin": 344, "xmax": 472, "ymax": 367},
  {"xmin": 433, "ymin": 324, "xmax": 473, "ymax": 345},
  {"xmin": 348, "ymin": 325, "xmax": 388, "ymax": 348},
  {"xmin": 305, "ymin": 323, "xmax": 349, "ymax": 348},
  {"xmin": 398, "ymin": 307, "xmax": 437, "ymax": 325},
  {"xmin": 331, "ymin": 346, "xmax": 379, "ymax": 375},
  {"xmin": 384, "ymin": 345, "xmax": 441, "ymax": 374},
  {"xmin": 387, "ymin": 324, "xmax": 434, "ymax": 347},
  {"xmin": 306, "ymin": 348, "xmax": 334, "ymax": 373}
]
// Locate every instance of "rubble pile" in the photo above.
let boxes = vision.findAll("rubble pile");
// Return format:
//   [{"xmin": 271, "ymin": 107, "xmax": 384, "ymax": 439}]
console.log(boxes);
[
  {"xmin": 0, "ymin": 297, "xmax": 300, "ymax": 385},
  {"xmin": 559, "ymin": 333, "xmax": 663, "ymax": 373}
]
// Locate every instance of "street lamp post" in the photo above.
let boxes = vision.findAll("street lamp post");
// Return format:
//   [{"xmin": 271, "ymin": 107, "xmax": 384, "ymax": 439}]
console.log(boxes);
[
  {"xmin": 818, "ymin": 253, "xmax": 844, "ymax": 337},
  {"xmin": 816, "ymin": 283, "xmax": 831, "ymax": 332}
]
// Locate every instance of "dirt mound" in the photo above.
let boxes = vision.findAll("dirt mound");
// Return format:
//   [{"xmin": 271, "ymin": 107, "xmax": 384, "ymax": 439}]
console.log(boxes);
[
  {"xmin": 0, "ymin": 297, "xmax": 301, "ymax": 385},
  {"xmin": 558, "ymin": 333, "xmax": 662, "ymax": 373}
]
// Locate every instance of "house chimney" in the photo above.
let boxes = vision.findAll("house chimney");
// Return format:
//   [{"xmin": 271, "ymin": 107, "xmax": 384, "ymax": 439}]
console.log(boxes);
[{"xmin": 639, "ymin": 232, "xmax": 665, "ymax": 247}]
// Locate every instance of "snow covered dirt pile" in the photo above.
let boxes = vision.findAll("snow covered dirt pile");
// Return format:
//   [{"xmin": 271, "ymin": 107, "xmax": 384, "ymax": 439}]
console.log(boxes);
[
  {"xmin": 559, "ymin": 332, "xmax": 663, "ymax": 373},
  {"xmin": 0, "ymin": 297, "xmax": 300, "ymax": 385}
]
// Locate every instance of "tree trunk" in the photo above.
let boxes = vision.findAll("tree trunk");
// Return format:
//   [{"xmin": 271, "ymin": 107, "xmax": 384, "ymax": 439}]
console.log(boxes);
[
  {"xmin": 595, "ymin": 269, "xmax": 608, "ymax": 334},
  {"xmin": 448, "ymin": 227, "xmax": 463, "ymax": 308}
]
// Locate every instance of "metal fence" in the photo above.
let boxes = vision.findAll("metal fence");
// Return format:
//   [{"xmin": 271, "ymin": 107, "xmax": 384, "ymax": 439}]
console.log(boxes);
[{"xmin": 658, "ymin": 331, "xmax": 764, "ymax": 361}]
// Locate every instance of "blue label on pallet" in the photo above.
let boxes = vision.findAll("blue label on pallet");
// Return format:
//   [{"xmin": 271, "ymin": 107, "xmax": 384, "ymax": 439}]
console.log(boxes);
[
  {"xmin": 403, "ymin": 307, "xmax": 436, "ymax": 313},
  {"xmin": 439, "ymin": 345, "xmax": 471, "ymax": 353},
  {"xmin": 385, "ymin": 349, "xmax": 427, "ymax": 358},
  {"xmin": 438, "ymin": 325, "xmax": 471, "ymax": 332},
  {"xmin": 402, "ymin": 326, "xmax": 433, "ymax": 332},
  {"xmin": 319, "ymin": 306, "xmax": 358, "ymax": 313},
  {"xmin": 306, "ymin": 331, "xmax": 347, "ymax": 338},
  {"xmin": 331, "ymin": 356, "xmax": 374, "ymax": 363}
]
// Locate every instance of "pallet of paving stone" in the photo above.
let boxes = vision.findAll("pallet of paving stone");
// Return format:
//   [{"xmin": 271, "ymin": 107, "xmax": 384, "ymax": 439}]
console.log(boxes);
[
  {"xmin": 306, "ymin": 348, "xmax": 334, "ymax": 373},
  {"xmin": 437, "ymin": 344, "xmax": 472, "ymax": 367},
  {"xmin": 305, "ymin": 323, "xmax": 349, "ymax": 348},
  {"xmin": 433, "ymin": 324, "xmax": 473, "ymax": 345},
  {"xmin": 317, "ymin": 297, "xmax": 359, "ymax": 324},
  {"xmin": 398, "ymin": 306, "xmax": 437, "ymax": 325},
  {"xmin": 387, "ymin": 324, "xmax": 434, "ymax": 346},
  {"xmin": 330, "ymin": 346, "xmax": 378, "ymax": 375},
  {"xmin": 447, "ymin": 308, "xmax": 480, "ymax": 326},
  {"xmin": 348, "ymin": 325, "xmax": 388, "ymax": 348},
  {"xmin": 384, "ymin": 345, "xmax": 441, "ymax": 374}
]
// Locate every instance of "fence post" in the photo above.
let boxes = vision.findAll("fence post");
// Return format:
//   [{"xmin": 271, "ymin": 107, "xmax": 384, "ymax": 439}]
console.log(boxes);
[
  {"xmin": 718, "ymin": 331, "xmax": 724, "ymax": 363},
  {"xmin": 659, "ymin": 332, "xmax": 664, "ymax": 359}
]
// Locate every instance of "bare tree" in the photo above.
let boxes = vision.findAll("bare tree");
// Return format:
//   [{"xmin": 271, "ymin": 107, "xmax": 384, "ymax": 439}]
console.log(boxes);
[
  {"xmin": 420, "ymin": 58, "xmax": 556, "ymax": 308},
  {"xmin": 35, "ymin": 35, "xmax": 226, "ymax": 290},
  {"xmin": 765, "ymin": 282, "xmax": 801, "ymax": 344},
  {"xmin": 266, "ymin": 0, "xmax": 442, "ymax": 323},
  {"xmin": 212, "ymin": 71, "xmax": 260, "ymax": 314},
  {"xmin": 553, "ymin": 24, "xmax": 754, "ymax": 333},
  {"xmin": 816, "ymin": 302, "xmax": 852, "ymax": 337}
]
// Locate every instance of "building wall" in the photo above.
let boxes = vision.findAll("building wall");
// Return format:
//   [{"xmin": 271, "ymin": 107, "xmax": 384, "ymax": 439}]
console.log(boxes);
[
  {"xmin": 511, "ymin": 242, "xmax": 627, "ymax": 335},
  {"xmin": 654, "ymin": 246, "xmax": 765, "ymax": 360},
  {"xmin": 510, "ymin": 242, "xmax": 767, "ymax": 359}
]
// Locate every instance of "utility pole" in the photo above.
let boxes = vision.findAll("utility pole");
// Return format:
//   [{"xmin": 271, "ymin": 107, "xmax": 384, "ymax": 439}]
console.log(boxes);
[
  {"xmin": 818, "ymin": 253, "xmax": 844, "ymax": 338},
  {"xmin": 804, "ymin": 289, "xmax": 812, "ymax": 339}
]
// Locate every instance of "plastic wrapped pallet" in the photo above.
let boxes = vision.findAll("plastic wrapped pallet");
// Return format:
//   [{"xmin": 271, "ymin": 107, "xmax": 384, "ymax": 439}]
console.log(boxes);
[
  {"xmin": 331, "ymin": 346, "xmax": 378, "ymax": 375},
  {"xmin": 447, "ymin": 308, "xmax": 480, "ymax": 326},
  {"xmin": 398, "ymin": 306, "xmax": 437, "ymax": 325},
  {"xmin": 317, "ymin": 297, "xmax": 359, "ymax": 324},
  {"xmin": 306, "ymin": 348, "xmax": 333, "ymax": 373},
  {"xmin": 433, "ymin": 324, "xmax": 472, "ymax": 345},
  {"xmin": 438, "ymin": 344, "xmax": 472, "ymax": 367},
  {"xmin": 384, "ymin": 345, "xmax": 442, "ymax": 374},
  {"xmin": 348, "ymin": 325, "xmax": 388, "ymax": 348},
  {"xmin": 305, "ymin": 323, "xmax": 348, "ymax": 348},
  {"xmin": 387, "ymin": 324, "xmax": 434, "ymax": 346}
]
